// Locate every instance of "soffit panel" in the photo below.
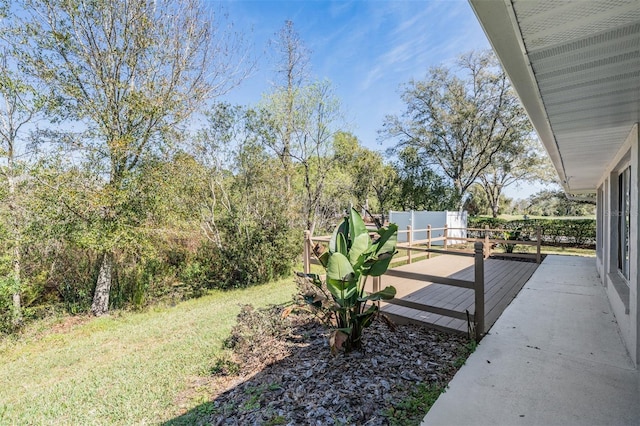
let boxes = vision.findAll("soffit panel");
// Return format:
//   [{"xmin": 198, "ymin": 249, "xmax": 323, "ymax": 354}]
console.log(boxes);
[
  {"xmin": 515, "ymin": 0, "xmax": 640, "ymax": 51},
  {"xmin": 510, "ymin": 0, "xmax": 640, "ymax": 192}
]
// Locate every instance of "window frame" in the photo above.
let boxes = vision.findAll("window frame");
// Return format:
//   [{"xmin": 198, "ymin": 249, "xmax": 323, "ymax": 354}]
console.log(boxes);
[{"xmin": 617, "ymin": 165, "xmax": 631, "ymax": 281}]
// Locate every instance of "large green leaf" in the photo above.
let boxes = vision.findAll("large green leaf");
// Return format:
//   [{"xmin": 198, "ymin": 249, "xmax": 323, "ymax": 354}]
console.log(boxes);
[
  {"xmin": 348, "ymin": 208, "xmax": 368, "ymax": 242},
  {"xmin": 326, "ymin": 278, "xmax": 358, "ymax": 303},
  {"xmin": 317, "ymin": 251, "xmax": 329, "ymax": 268},
  {"xmin": 355, "ymin": 304, "xmax": 379, "ymax": 328},
  {"xmin": 373, "ymin": 223, "xmax": 398, "ymax": 256},
  {"xmin": 359, "ymin": 285, "xmax": 396, "ymax": 301},
  {"xmin": 329, "ymin": 217, "xmax": 348, "ymax": 253},
  {"xmin": 336, "ymin": 232, "xmax": 348, "ymax": 257},
  {"xmin": 326, "ymin": 252, "xmax": 355, "ymax": 282},
  {"xmin": 349, "ymin": 232, "xmax": 371, "ymax": 266},
  {"xmin": 365, "ymin": 252, "xmax": 395, "ymax": 276}
]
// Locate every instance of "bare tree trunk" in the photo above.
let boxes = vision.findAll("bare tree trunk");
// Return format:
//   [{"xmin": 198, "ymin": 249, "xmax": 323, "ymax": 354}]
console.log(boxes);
[
  {"xmin": 11, "ymin": 242, "xmax": 22, "ymax": 326},
  {"xmin": 91, "ymin": 253, "xmax": 113, "ymax": 316},
  {"xmin": 488, "ymin": 186, "xmax": 500, "ymax": 218},
  {"xmin": 491, "ymin": 203, "xmax": 499, "ymax": 218},
  {"xmin": 7, "ymin": 171, "xmax": 22, "ymax": 326},
  {"xmin": 454, "ymin": 180, "xmax": 465, "ymax": 213}
]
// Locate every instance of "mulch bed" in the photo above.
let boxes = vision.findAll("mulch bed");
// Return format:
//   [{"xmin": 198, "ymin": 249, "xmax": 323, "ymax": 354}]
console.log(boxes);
[{"xmin": 198, "ymin": 306, "xmax": 472, "ymax": 425}]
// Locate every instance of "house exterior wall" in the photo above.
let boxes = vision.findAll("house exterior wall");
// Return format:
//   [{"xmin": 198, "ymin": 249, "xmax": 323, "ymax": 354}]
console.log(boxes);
[{"xmin": 596, "ymin": 124, "xmax": 639, "ymax": 365}]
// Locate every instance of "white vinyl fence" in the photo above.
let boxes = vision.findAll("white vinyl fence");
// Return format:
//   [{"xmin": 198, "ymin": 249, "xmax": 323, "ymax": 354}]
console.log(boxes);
[{"xmin": 389, "ymin": 210, "xmax": 468, "ymax": 245}]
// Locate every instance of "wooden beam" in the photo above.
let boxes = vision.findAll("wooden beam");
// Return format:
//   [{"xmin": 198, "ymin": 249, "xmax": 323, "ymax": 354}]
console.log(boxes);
[
  {"xmin": 384, "ymin": 269, "xmax": 475, "ymax": 289},
  {"xmin": 385, "ymin": 298, "xmax": 471, "ymax": 321}
]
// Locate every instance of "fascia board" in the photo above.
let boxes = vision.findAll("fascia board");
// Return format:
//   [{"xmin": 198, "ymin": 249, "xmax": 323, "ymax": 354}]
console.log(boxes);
[{"xmin": 469, "ymin": 0, "xmax": 570, "ymax": 192}]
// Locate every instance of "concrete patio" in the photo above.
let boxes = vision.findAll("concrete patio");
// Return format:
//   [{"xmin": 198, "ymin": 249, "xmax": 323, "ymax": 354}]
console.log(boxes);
[{"xmin": 422, "ymin": 255, "xmax": 640, "ymax": 425}]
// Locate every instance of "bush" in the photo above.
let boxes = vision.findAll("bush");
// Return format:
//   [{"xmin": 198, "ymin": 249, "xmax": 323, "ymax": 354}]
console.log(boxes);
[
  {"xmin": 468, "ymin": 217, "xmax": 596, "ymax": 246},
  {"xmin": 203, "ymin": 205, "xmax": 299, "ymax": 290},
  {"xmin": 0, "ymin": 277, "xmax": 15, "ymax": 335}
]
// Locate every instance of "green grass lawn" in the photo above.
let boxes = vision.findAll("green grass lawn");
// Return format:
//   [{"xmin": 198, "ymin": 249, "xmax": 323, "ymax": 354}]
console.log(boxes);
[
  {"xmin": 510, "ymin": 244, "xmax": 595, "ymax": 257},
  {"xmin": 451, "ymin": 242, "xmax": 595, "ymax": 257},
  {"xmin": 0, "ymin": 277, "xmax": 296, "ymax": 425},
  {"xmin": 485, "ymin": 214, "xmax": 596, "ymax": 220}
]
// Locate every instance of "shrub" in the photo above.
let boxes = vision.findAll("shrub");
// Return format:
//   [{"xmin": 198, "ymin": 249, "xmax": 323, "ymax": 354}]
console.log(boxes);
[
  {"xmin": 205, "ymin": 207, "xmax": 299, "ymax": 290},
  {"xmin": 468, "ymin": 217, "xmax": 596, "ymax": 247}
]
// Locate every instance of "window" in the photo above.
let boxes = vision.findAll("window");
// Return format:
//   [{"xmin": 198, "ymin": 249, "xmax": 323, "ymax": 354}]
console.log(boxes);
[
  {"xmin": 617, "ymin": 166, "xmax": 631, "ymax": 281},
  {"xmin": 596, "ymin": 186, "xmax": 603, "ymax": 259}
]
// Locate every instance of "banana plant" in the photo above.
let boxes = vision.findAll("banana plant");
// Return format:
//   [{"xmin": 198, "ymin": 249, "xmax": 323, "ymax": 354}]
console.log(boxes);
[{"xmin": 304, "ymin": 208, "xmax": 397, "ymax": 353}]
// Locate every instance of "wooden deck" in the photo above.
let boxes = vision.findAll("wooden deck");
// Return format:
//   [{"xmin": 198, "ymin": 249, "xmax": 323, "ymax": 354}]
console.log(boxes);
[{"xmin": 370, "ymin": 255, "xmax": 539, "ymax": 336}]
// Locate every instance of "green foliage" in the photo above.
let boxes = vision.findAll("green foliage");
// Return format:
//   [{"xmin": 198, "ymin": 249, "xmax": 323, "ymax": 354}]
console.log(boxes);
[
  {"xmin": 385, "ymin": 382, "xmax": 448, "ymax": 425},
  {"xmin": 393, "ymin": 146, "xmax": 458, "ymax": 211},
  {"xmin": 205, "ymin": 134, "xmax": 299, "ymax": 289},
  {"xmin": 333, "ymin": 132, "xmax": 386, "ymax": 207},
  {"xmin": 469, "ymin": 217, "xmax": 596, "ymax": 246},
  {"xmin": 518, "ymin": 189, "xmax": 596, "ymax": 217},
  {"xmin": 500, "ymin": 229, "xmax": 521, "ymax": 253},
  {"xmin": 5, "ymin": 0, "xmax": 251, "ymax": 316},
  {"xmin": 209, "ymin": 357, "xmax": 241, "ymax": 376},
  {"xmin": 0, "ymin": 277, "xmax": 16, "ymax": 335},
  {"xmin": 299, "ymin": 209, "xmax": 398, "ymax": 353},
  {"xmin": 477, "ymin": 138, "xmax": 555, "ymax": 217},
  {"xmin": 210, "ymin": 210, "xmax": 299, "ymax": 289},
  {"xmin": 383, "ymin": 50, "xmax": 533, "ymax": 210},
  {"xmin": 464, "ymin": 183, "xmax": 511, "ymax": 217},
  {"xmin": 468, "ymin": 216, "xmax": 508, "ymax": 228}
]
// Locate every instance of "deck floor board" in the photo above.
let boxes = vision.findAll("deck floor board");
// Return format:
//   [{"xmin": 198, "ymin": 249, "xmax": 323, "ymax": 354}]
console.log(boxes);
[{"xmin": 373, "ymin": 256, "xmax": 539, "ymax": 336}]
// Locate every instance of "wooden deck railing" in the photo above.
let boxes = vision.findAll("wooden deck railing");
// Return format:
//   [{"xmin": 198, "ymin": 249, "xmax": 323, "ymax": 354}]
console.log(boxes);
[
  {"xmin": 394, "ymin": 224, "xmax": 542, "ymax": 264},
  {"xmin": 303, "ymin": 231, "xmax": 488, "ymax": 341}
]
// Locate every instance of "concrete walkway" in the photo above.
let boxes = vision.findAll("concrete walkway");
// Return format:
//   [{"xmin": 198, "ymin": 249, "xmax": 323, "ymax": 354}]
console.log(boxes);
[{"xmin": 422, "ymin": 255, "xmax": 640, "ymax": 426}]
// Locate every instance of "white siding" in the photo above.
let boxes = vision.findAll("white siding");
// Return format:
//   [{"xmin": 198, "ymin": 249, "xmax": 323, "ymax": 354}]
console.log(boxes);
[{"xmin": 597, "ymin": 124, "xmax": 639, "ymax": 365}]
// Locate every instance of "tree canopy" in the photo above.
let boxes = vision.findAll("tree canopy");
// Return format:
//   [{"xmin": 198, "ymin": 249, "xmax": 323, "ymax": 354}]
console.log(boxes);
[
  {"xmin": 382, "ymin": 50, "xmax": 533, "ymax": 210},
  {"xmin": 5, "ymin": 0, "xmax": 252, "ymax": 315},
  {"xmin": 0, "ymin": 8, "xmax": 564, "ymax": 335}
]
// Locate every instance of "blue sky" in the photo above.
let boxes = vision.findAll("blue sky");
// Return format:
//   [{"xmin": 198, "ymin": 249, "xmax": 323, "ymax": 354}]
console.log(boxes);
[{"xmin": 214, "ymin": 0, "xmax": 547, "ymax": 199}]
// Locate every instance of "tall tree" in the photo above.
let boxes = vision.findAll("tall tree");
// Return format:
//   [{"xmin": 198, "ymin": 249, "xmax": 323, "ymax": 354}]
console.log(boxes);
[
  {"xmin": 462, "ymin": 183, "xmax": 491, "ymax": 216},
  {"xmin": 393, "ymin": 146, "xmax": 457, "ymax": 211},
  {"xmin": 382, "ymin": 50, "xmax": 532, "ymax": 210},
  {"xmin": 478, "ymin": 138, "xmax": 555, "ymax": 217},
  {"xmin": 0, "ymin": 48, "xmax": 40, "ymax": 326},
  {"xmin": 14, "ymin": 0, "xmax": 250, "ymax": 315},
  {"xmin": 266, "ymin": 20, "xmax": 311, "ymax": 193},
  {"xmin": 332, "ymin": 132, "xmax": 406, "ymax": 224},
  {"xmin": 261, "ymin": 21, "xmax": 343, "ymax": 232},
  {"xmin": 333, "ymin": 132, "xmax": 384, "ymax": 209},
  {"xmin": 194, "ymin": 103, "xmax": 298, "ymax": 287},
  {"xmin": 289, "ymin": 80, "xmax": 342, "ymax": 232},
  {"xmin": 371, "ymin": 164, "xmax": 398, "ymax": 225}
]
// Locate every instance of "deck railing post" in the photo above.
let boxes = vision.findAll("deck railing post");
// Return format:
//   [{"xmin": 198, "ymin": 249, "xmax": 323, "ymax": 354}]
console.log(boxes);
[
  {"xmin": 474, "ymin": 241, "xmax": 485, "ymax": 342},
  {"xmin": 427, "ymin": 224, "xmax": 432, "ymax": 259},
  {"xmin": 373, "ymin": 275, "xmax": 381, "ymax": 308},
  {"xmin": 536, "ymin": 227, "xmax": 542, "ymax": 264},
  {"xmin": 484, "ymin": 225, "xmax": 490, "ymax": 259},
  {"xmin": 303, "ymin": 230, "xmax": 311, "ymax": 275},
  {"xmin": 407, "ymin": 225, "xmax": 413, "ymax": 264},
  {"xmin": 443, "ymin": 223, "xmax": 448, "ymax": 249}
]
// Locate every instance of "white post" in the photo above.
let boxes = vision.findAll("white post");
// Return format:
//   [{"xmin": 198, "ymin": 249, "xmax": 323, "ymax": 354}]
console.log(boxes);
[{"xmin": 407, "ymin": 225, "xmax": 413, "ymax": 264}]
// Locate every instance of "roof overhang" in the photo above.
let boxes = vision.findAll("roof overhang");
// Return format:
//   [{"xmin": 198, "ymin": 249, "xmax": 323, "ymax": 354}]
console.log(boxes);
[{"xmin": 469, "ymin": 0, "xmax": 640, "ymax": 194}]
